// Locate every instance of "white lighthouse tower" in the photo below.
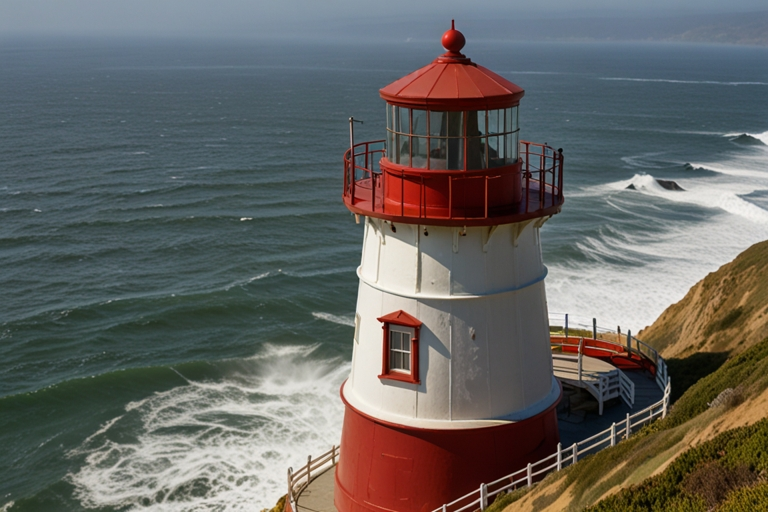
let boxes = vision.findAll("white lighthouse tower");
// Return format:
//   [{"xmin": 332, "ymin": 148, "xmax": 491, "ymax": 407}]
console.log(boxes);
[{"xmin": 335, "ymin": 23, "xmax": 565, "ymax": 512}]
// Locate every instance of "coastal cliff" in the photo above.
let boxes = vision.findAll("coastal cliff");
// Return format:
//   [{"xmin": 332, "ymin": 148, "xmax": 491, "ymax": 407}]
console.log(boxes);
[{"xmin": 496, "ymin": 240, "xmax": 768, "ymax": 511}]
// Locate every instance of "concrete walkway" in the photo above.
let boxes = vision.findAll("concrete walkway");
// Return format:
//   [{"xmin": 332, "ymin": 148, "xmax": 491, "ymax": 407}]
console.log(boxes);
[{"xmin": 295, "ymin": 466, "xmax": 337, "ymax": 512}]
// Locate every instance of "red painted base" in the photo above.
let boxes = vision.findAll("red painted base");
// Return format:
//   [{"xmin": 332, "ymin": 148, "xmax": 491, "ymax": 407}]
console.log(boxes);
[{"xmin": 334, "ymin": 387, "xmax": 560, "ymax": 512}]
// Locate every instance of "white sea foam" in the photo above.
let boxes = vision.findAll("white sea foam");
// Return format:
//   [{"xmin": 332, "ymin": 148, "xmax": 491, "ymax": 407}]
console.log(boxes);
[
  {"xmin": 312, "ymin": 312, "xmax": 355, "ymax": 327},
  {"xmin": 547, "ymin": 131, "xmax": 768, "ymax": 331},
  {"xmin": 67, "ymin": 344, "xmax": 349, "ymax": 511}
]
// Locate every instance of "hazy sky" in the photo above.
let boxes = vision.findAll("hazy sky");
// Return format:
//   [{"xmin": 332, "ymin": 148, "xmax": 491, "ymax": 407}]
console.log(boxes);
[{"xmin": 1, "ymin": 0, "xmax": 766, "ymax": 38}]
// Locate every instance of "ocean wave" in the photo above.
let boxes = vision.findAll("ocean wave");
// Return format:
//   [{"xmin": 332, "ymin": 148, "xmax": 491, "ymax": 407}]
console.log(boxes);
[
  {"xmin": 599, "ymin": 77, "xmax": 768, "ymax": 86},
  {"xmin": 312, "ymin": 312, "xmax": 355, "ymax": 327},
  {"xmin": 616, "ymin": 174, "xmax": 768, "ymax": 224},
  {"xmin": 724, "ymin": 131, "xmax": 768, "ymax": 146},
  {"xmin": 67, "ymin": 344, "xmax": 349, "ymax": 511}
]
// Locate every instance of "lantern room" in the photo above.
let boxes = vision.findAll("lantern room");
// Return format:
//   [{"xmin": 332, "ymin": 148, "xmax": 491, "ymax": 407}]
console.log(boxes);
[{"xmin": 343, "ymin": 21, "xmax": 563, "ymax": 226}]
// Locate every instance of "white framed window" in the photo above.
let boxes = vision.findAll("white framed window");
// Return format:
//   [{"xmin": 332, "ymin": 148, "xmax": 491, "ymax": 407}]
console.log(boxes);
[{"xmin": 388, "ymin": 326, "xmax": 413, "ymax": 372}]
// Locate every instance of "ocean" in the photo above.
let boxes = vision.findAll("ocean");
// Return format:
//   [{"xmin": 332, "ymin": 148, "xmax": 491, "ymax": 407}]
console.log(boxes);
[{"xmin": 1, "ymin": 36, "xmax": 767, "ymax": 511}]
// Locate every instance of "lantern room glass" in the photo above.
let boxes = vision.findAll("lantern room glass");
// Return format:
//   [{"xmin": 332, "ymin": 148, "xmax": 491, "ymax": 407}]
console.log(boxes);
[{"xmin": 385, "ymin": 104, "xmax": 519, "ymax": 170}]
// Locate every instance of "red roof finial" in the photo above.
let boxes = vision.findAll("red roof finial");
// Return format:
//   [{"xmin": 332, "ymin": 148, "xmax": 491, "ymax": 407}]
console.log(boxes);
[{"xmin": 441, "ymin": 19, "xmax": 466, "ymax": 55}]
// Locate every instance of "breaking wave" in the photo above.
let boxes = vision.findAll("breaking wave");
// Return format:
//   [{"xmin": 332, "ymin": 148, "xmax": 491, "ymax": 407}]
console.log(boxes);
[{"xmin": 67, "ymin": 345, "xmax": 348, "ymax": 511}]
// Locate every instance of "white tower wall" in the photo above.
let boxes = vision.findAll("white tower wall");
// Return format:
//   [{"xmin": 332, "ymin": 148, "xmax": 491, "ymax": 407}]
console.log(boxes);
[{"xmin": 344, "ymin": 217, "xmax": 559, "ymax": 429}]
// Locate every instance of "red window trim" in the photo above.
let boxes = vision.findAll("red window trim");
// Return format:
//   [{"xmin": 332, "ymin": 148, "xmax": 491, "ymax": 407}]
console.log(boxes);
[{"xmin": 377, "ymin": 310, "xmax": 422, "ymax": 385}]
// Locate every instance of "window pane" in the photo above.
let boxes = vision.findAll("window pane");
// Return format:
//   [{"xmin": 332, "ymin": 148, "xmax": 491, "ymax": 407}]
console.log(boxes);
[
  {"xmin": 488, "ymin": 109, "xmax": 501, "ymax": 135},
  {"xmin": 386, "ymin": 104, "xmax": 392, "ymax": 131},
  {"xmin": 448, "ymin": 111, "xmax": 464, "ymax": 137},
  {"xmin": 488, "ymin": 136, "xmax": 504, "ymax": 168},
  {"xmin": 387, "ymin": 130, "xmax": 395, "ymax": 161},
  {"xmin": 507, "ymin": 107, "xmax": 518, "ymax": 132},
  {"xmin": 398, "ymin": 107, "xmax": 410, "ymax": 134},
  {"xmin": 430, "ymin": 111, "xmax": 446, "ymax": 137},
  {"xmin": 390, "ymin": 331, "xmax": 399, "ymax": 351},
  {"xmin": 412, "ymin": 110, "xmax": 427, "ymax": 136},
  {"xmin": 403, "ymin": 353, "xmax": 410, "ymax": 371},
  {"xmin": 429, "ymin": 138, "xmax": 447, "ymax": 169},
  {"xmin": 447, "ymin": 138, "xmax": 464, "ymax": 170},
  {"xmin": 392, "ymin": 350, "xmax": 401, "ymax": 370},
  {"xmin": 507, "ymin": 131, "xmax": 519, "ymax": 163},
  {"xmin": 397, "ymin": 135, "xmax": 410, "ymax": 165},
  {"xmin": 411, "ymin": 136, "xmax": 428, "ymax": 168},
  {"xmin": 474, "ymin": 111, "xmax": 487, "ymax": 136}
]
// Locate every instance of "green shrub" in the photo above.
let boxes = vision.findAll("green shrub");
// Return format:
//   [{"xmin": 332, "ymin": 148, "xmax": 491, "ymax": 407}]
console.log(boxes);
[
  {"xmin": 586, "ymin": 419, "xmax": 768, "ymax": 511},
  {"xmin": 719, "ymin": 480, "xmax": 768, "ymax": 511}
]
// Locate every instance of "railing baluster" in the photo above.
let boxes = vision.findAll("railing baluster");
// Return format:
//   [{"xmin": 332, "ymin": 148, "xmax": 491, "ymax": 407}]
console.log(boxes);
[
  {"xmin": 556, "ymin": 442, "xmax": 562, "ymax": 470},
  {"xmin": 526, "ymin": 463, "xmax": 532, "ymax": 487},
  {"xmin": 480, "ymin": 483, "xmax": 487, "ymax": 510}
]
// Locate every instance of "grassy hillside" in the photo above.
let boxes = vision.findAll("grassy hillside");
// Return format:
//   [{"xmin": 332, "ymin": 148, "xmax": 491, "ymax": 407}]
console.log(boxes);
[{"xmin": 498, "ymin": 240, "xmax": 768, "ymax": 512}]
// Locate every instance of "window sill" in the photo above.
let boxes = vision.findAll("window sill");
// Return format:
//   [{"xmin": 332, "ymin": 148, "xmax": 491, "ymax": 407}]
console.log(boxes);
[{"xmin": 378, "ymin": 372, "xmax": 420, "ymax": 385}]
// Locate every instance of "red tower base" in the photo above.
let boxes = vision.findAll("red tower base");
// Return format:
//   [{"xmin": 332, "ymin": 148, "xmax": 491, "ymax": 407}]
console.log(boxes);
[{"xmin": 334, "ymin": 391, "xmax": 560, "ymax": 512}]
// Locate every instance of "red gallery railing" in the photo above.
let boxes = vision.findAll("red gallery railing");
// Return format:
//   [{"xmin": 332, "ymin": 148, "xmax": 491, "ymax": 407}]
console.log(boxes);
[{"xmin": 343, "ymin": 140, "xmax": 564, "ymax": 225}]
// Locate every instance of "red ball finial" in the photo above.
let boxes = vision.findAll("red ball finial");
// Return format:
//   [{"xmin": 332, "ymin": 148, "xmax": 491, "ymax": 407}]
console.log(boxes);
[{"xmin": 441, "ymin": 20, "xmax": 466, "ymax": 54}]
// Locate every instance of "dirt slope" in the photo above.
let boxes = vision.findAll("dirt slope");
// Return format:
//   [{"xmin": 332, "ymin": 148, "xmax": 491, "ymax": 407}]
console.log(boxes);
[{"xmin": 639, "ymin": 240, "xmax": 768, "ymax": 358}]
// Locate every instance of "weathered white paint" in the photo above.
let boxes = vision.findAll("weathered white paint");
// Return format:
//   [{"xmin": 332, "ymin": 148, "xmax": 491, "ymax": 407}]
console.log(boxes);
[{"xmin": 343, "ymin": 217, "xmax": 559, "ymax": 429}]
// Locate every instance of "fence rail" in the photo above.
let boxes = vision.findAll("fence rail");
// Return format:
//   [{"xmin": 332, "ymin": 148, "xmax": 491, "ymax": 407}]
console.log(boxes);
[
  {"xmin": 287, "ymin": 445, "xmax": 339, "ymax": 512},
  {"xmin": 286, "ymin": 316, "xmax": 670, "ymax": 512}
]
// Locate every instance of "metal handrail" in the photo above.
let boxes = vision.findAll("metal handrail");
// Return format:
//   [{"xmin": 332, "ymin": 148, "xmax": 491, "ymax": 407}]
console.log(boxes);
[{"xmin": 343, "ymin": 140, "xmax": 563, "ymax": 221}]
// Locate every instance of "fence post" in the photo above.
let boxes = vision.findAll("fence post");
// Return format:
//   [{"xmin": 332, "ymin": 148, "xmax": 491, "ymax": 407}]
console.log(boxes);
[
  {"xmin": 527, "ymin": 463, "xmax": 533, "ymax": 487},
  {"xmin": 332, "ymin": 445, "xmax": 337, "ymax": 464},
  {"xmin": 610, "ymin": 422, "xmax": 616, "ymax": 447},
  {"xmin": 627, "ymin": 329, "xmax": 632, "ymax": 353},
  {"xmin": 578, "ymin": 338, "xmax": 584, "ymax": 382},
  {"xmin": 662, "ymin": 390, "xmax": 669, "ymax": 418},
  {"xmin": 572, "ymin": 443, "xmax": 578, "ymax": 465},
  {"xmin": 480, "ymin": 483, "xmax": 487, "ymax": 510},
  {"xmin": 592, "ymin": 318, "xmax": 597, "ymax": 340},
  {"xmin": 288, "ymin": 467, "xmax": 293, "ymax": 502},
  {"xmin": 556, "ymin": 442, "xmax": 562, "ymax": 471},
  {"xmin": 617, "ymin": 326, "xmax": 621, "ymax": 345},
  {"xmin": 442, "ymin": 505, "xmax": 447, "ymax": 512},
  {"xmin": 565, "ymin": 313, "xmax": 569, "ymax": 340},
  {"xmin": 626, "ymin": 413, "xmax": 631, "ymax": 439},
  {"xmin": 307, "ymin": 455, "xmax": 312, "ymax": 485}
]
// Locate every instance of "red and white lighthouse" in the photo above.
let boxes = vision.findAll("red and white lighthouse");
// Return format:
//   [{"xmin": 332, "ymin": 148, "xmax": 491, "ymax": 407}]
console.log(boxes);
[{"xmin": 335, "ymin": 23, "xmax": 565, "ymax": 512}]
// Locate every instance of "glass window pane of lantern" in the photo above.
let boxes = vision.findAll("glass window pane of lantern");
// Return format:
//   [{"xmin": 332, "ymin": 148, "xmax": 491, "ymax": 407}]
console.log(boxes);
[
  {"xmin": 447, "ymin": 138, "xmax": 464, "ymax": 170},
  {"xmin": 412, "ymin": 109, "xmax": 427, "ymax": 136},
  {"xmin": 398, "ymin": 135, "xmax": 410, "ymax": 165},
  {"xmin": 466, "ymin": 137, "xmax": 483, "ymax": 170},
  {"xmin": 386, "ymin": 104, "xmax": 392, "ymax": 131},
  {"xmin": 507, "ymin": 106, "xmax": 519, "ymax": 132},
  {"xmin": 386, "ymin": 130, "xmax": 395, "ymax": 161},
  {"xmin": 488, "ymin": 109, "xmax": 501, "ymax": 135},
  {"xmin": 429, "ymin": 138, "xmax": 447, "ymax": 169},
  {"xmin": 447, "ymin": 111, "xmax": 463, "ymax": 138},
  {"xmin": 488, "ymin": 136, "xmax": 504, "ymax": 168},
  {"xmin": 430, "ymin": 111, "xmax": 446, "ymax": 136},
  {"xmin": 411, "ymin": 136, "xmax": 428, "ymax": 168},
  {"xmin": 398, "ymin": 106, "xmax": 410, "ymax": 134},
  {"xmin": 507, "ymin": 131, "xmax": 519, "ymax": 163}
]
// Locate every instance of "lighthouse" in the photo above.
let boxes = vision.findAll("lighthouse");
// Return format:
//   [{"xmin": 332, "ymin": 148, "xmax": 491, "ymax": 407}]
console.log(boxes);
[{"xmin": 335, "ymin": 23, "xmax": 565, "ymax": 512}]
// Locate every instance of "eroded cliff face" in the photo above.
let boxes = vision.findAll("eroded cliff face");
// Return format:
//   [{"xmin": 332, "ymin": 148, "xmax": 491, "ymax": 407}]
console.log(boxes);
[{"xmin": 639, "ymin": 239, "xmax": 768, "ymax": 358}]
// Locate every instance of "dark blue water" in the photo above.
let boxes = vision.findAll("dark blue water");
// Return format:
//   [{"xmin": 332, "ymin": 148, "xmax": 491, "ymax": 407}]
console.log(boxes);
[{"xmin": 1, "ymin": 37, "xmax": 767, "ymax": 511}]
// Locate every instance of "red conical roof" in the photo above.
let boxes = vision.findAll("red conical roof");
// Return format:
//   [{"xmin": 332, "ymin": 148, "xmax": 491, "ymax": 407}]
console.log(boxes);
[{"xmin": 379, "ymin": 22, "xmax": 524, "ymax": 111}]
